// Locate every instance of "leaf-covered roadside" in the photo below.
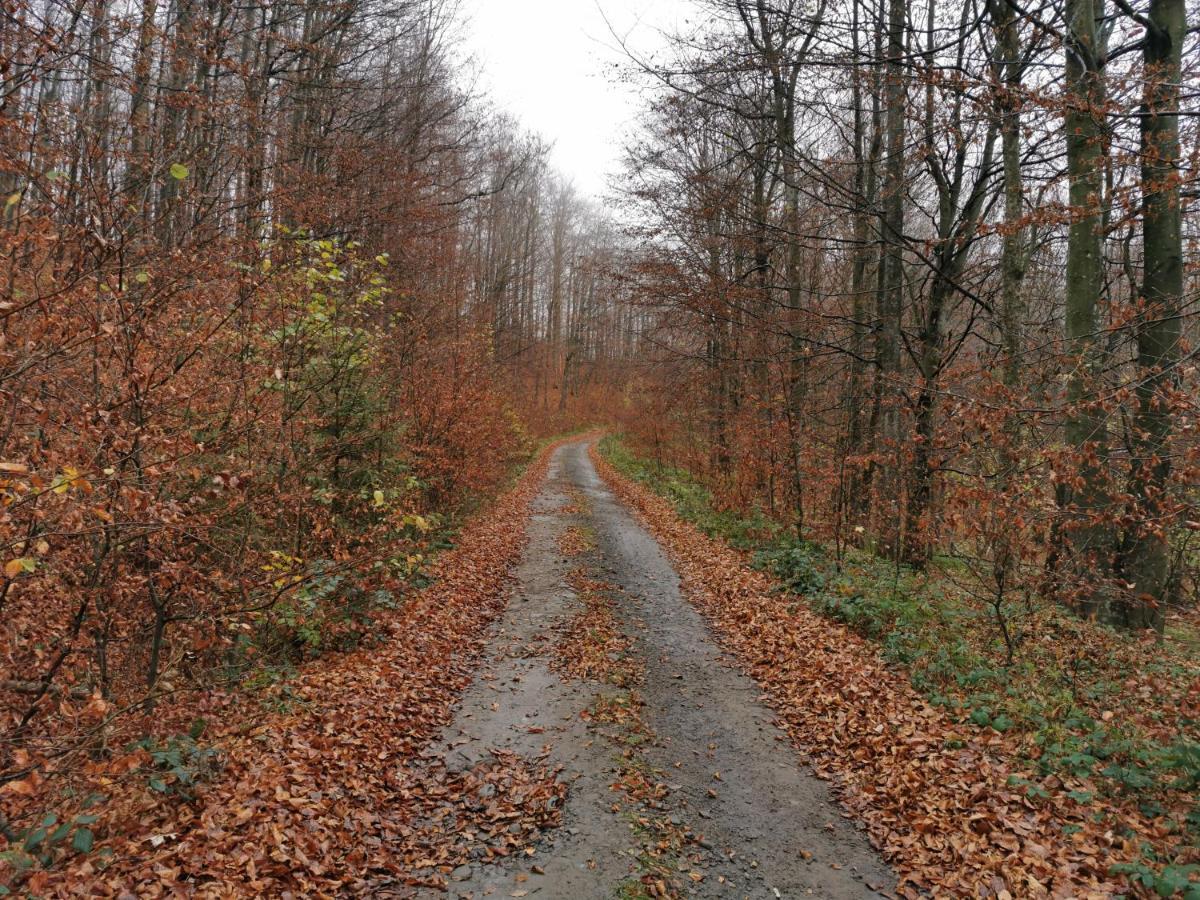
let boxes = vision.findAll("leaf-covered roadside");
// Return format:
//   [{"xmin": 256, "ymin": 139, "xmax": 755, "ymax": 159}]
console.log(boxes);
[
  {"xmin": 591, "ymin": 442, "xmax": 1194, "ymax": 899},
  {"xmin": 9, "ymin": 437, "xmax": 578, "ymax": 897}
]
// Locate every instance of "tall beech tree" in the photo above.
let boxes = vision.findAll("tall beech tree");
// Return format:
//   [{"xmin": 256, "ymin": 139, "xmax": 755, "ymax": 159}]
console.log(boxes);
[
  {"xmin": 1121, "ymin": 0, "xmax": 1186, "ymax": 627},
  {"xmin": 1061, "ymin": 0, "xmax": 1116, "ymax": 619}
]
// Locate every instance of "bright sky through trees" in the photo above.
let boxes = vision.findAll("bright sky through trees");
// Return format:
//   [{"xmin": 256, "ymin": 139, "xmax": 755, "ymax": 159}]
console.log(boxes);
[{"xmin": 462, "ymin": 0, "xmax": 694, "ymax": 198}]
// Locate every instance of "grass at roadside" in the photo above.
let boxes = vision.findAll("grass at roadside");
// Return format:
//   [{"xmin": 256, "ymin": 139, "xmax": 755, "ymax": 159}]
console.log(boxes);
[{"xmin": 600, "ymin": 435, "xmax": 1200, "ymax": 888}]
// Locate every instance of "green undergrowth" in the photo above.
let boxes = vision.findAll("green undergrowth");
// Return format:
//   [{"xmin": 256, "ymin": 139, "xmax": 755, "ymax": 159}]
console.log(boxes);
[
  {"xmin": 599, "ymin": 436, "xmax": 1200, "ymax": 883},
  {"xmin": 598, "ymin": 438, "xmax": 781, "ymax": 551},
  {"xmin": 237, "ymin": 429, "xmax": 594, "ymax": 689}
]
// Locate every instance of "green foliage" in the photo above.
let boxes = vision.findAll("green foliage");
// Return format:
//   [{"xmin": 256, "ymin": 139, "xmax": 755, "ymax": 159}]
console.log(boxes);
[
  {"xmin": 1184, "ymin": 805, "xmax": 1200, "ymax": 833},
  {"xmin": 0, "ymin": 734, "xmax": 214, "ymax": 883},
  {"xmin": 1006, "ymin": 774, "xmax": 1050, "ymax": 801},
  {"xmin": 1111, "ymin": 859, "xmax": 1200, "ymax": 897},
  {"xmin": 263, "ymin": 234, "xmax": 400, "ymax": 519},
  {"xmin": 252, "ymin": 558, "xmax": 398, "ymax": 664},
  {"xmin": 4, "ymin": 794, "xmax": 105, "ymax": 872},
  {"xmin": 598, "ymin": 436, "xmax": 778, "ymax": 550},
  {"xmin": 133, "ymin": 723, "xmax": 220, "ymax": 801},
  {"xmin": 1160, "ymin": 741, "xmax": 1200, "ymax": 791},
  {"xmin": 214, "ymin": 236, "xmax": 454, "ymax": 679},
  {"xmin": 754, "ymin": 541, "xmax": 826, "ymax": 595},
  {"xmin": 1034, "ymin": 728, "xmax": 1200, "ymax": 801}
]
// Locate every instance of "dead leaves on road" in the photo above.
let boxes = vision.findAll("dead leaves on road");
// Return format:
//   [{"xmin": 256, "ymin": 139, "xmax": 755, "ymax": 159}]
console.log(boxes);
[
  {"xmin": 593, "ymin": 443, "xmax": 1170, "ymax": 899},
  {"xmin": 553, "ymin": 504, "xmax": 637, "ymax": 688},
  {"xmin": 585, "ymin": 686, "xmax": 689, "ymax": 900},
  {"xmin": 386, "ymin": 751, "xmax": 565, "ymax": 889},
  {"xmin": 551, "ymin": 570, "xmax": 639, "ymax": 688},
  {"xmin": 552, "ymin": 495, "xmax": 685, "ymax": 898},
  {"xmin": 557, "ymin": 524, "xmax": 594, "ymax": 557}
]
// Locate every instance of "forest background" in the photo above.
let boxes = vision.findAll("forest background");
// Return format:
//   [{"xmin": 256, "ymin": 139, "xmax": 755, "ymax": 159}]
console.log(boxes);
[{"xmin": 2, "ymin": 0, "xmax": 1200, "ymax": 893}]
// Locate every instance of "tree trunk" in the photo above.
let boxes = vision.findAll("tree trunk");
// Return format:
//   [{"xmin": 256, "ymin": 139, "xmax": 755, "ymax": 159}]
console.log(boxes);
[
  {"xmin": 1062, "ymin": 0, "xmax": 1115, "ymax": 620},
  {"xmin": 988, "ymin": 0, "xmax": 1027, "ymax": 388},
  {"xmin": 876, "ymin": 0, "xmax": 906, "ymax": 558},
  {"xmin": 1123, "ymin": 0, "xmax": 1185, "ymax": 630},
  {"xmin": 845, "ymin": 0, "xmax": 882, "ymax": 530}
]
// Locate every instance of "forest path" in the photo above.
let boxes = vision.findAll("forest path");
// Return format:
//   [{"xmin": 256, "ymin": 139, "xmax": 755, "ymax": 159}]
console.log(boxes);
[{"xmin": 422, "ymin": 441, "xmax": 893, "ymax": 899}]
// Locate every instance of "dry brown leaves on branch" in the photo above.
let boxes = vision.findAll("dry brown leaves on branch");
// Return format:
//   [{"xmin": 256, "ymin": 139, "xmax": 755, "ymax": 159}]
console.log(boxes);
[
  {"xmin": 28, "ymin": 439, "xmax": 576, "ymax": 897},
  {"xmin": 591, "ymin": 444, "xmax": 1177, "ymax": 900}
]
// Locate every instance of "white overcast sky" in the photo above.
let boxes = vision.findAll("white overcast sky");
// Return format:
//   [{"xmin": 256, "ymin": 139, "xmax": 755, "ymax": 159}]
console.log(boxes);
[{"xmin": 461, "ymin": 0, "xmax": 698, "ymax": 200}]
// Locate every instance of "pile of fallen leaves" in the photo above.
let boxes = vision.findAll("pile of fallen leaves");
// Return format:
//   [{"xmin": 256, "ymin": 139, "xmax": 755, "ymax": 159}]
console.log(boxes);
[
  {"xmin": 9, "ymin": 438, "xmax": 574, "ymax": 897},
  {"xmin": 551, "ymin": 570, "xmax": 639, "ymax": 687},
  {"xmin": 592, "ymin": 444, "xmax": 1191, "ymax": 899},
  {"xmin": 558, "ymin": 485, "xmax": 590, "ymax": 518},
  {"xmin": 386, "ymin": 751, "xmax": 565, "ymax": 887},
  {"xmin": 557, "ymin": 524, "xmax": 594, "ymax": 557}
]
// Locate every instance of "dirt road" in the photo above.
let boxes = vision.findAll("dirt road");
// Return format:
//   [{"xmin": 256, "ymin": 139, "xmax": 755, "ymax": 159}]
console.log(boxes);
[{"xmin": 424, "ymin": 441, "xmax": 893, "ymax": 899}]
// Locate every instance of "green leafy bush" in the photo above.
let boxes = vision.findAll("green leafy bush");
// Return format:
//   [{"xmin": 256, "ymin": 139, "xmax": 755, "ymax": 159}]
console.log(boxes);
[
  {"xmin": 1, "ymin": 809, "xmax": 101, "ymax": 874},
  {"xmin": 134, "ymin": 721, "xmax": 220, "ymax": 800},
  {"xmin": 1111, "ymin": 859, "xmax": 1200, "ymax": 897},
  {"xmin": 754, "ymin": 542, "xmax": 826, "ymax": 595},
  {"xmin": 253, "ymin": 559, "xmax": 398, "ymax": 664}
]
